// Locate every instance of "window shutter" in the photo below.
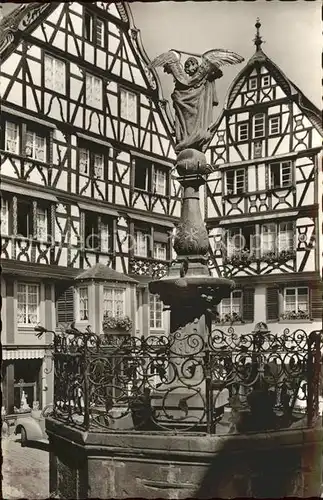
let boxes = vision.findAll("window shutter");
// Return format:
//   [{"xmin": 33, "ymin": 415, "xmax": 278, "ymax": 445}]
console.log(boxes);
[
  {"xmin": 56, "ymin": 286, "xmax": 74, "ymax": 325},
  {"xmin": 266, "ymin": 287, "xmax": 279, "ymax": 321},
  {"xmin": 310, "ymin": 285, "xmax": 323, "ymax": 320},
  {"xmin": 242, "ymin": 288, "xmax": 254, "ymax": 322}
]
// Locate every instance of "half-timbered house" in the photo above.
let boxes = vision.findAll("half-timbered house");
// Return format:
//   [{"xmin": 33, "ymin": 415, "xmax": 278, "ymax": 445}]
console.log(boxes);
[
  {"xmin": 205, "ymin": 21, "xmax": 322, "ymax": 334},
  {"xmin": 0, "ymin": 2, "xmax": 181, "ymax": 413}
]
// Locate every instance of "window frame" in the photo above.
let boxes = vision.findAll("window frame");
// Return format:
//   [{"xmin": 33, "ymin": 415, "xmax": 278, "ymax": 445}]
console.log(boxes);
[
  {"xmin": 103, "ymin": 286, "xmax": 126, "ymax": 318},
  {"xmin": 269, "ymin": 160, "xmax": 292, "ymax": 189},
  {"xmin": 4, "ymin": 120, "xmax": 20, "ymax": 154},
  {"xmin": 77, "ymin": 286, "xmax": 89, "ymax": 322},
  {"xmin": 120, "ymin": 87, "xmax": 138, "ymax": 124},
  {"xmin": 252, "ymin": 113, "xmax": 265, "ymax": 139},
  {"xmin": 134, "ymin": 229, "xmax": 149, "ymax": 258},
  {"xmin": 237, "ymin": 122, "xmax": 249, "ymax": 142},
  {"xmin": 152, "ymin": 167, "xmax": 167, "ymax": 196},
  {"xmin": 84, "ymin": 9, "xmax": 106, "ymax": 48},
  {"xmin": 25, "ymin": 127, "xmax": 47, "ymax": 163},
  {"xmin": 149, "ymin": 293, "xmax": 164, "ymax": 330},
  {"xmin": 219, "ymin": 289, "xmax": 243, "ymax": 317},
  {"xmin": 153, "ymin": 241, "xmax": 167, "ymax": 261},
  {"xmin": 17, "ymin": 283, "xmax": 40, "ymax": 326},
  {"xmin": 1, "ymin": 198, "xmax": 9, "ymax": 235},
  {"xmin": 283, "ymin": 286, "xmax": 309, "ymax": 315},
  {"xmin": 248, "ymin": 77, "xmax": 257, "ymax": 91},
  {"xmin": 85, "ymin": 73, "xmax": 103, "ymax": 109},
  {"xmin": 225, "ymin": 168, "xmax": 245, "ymax": 195},
  {"xmin": 268, "ymin": 115, "xmax": 281, "ymax": 136},
  {"xmin": 44, "ymin": 53, "xmax": 66, "ymax": 95},
  {"xmin": 78, "ymin": 142, "xmax": 107, "ymax": 180},
  {"xmin": 262, "ymin": 75, "xmax": 271, "ymax": 87},
  {"xmin": 261, "ymin": 223, "xmax": 277, "ymax": 255}
]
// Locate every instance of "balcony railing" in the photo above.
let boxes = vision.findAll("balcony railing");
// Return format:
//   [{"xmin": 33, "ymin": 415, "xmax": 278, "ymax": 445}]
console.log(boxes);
[{"xmin": 37, "ymin": 324, "xmax": 322, "ymax": 435}]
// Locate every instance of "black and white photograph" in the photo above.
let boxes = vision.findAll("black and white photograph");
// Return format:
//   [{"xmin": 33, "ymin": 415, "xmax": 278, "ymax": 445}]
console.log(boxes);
[{"xmin": 1, "ymin": 1, "xmax": 322, "ymax": 499}]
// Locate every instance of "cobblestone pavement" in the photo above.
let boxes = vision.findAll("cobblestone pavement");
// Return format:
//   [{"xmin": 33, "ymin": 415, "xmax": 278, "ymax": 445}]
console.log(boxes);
[{"xmin": 2, "ymin": 432, "xmax": 49, "ymax": 500}]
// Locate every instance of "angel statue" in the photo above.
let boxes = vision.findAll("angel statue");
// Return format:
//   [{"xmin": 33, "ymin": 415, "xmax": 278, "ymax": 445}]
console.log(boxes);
[{"xmin": 151, "ymin": 49, "xmax": 244, "ymax": 153}]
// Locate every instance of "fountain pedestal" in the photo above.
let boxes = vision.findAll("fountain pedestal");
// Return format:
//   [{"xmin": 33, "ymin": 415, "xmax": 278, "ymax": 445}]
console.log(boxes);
[{"xmin": 149, "ymin": 149, "xmax": 234, "ymax": 430}]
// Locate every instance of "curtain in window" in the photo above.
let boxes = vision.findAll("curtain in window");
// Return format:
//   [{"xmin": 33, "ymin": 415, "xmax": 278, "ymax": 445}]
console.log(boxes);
[
  {"xmin": 79, "ymin": 148, "xmax": 89, "ymax": 174},
  {"xmin": 36, "ymin": 207, "xmax": 47, "ymax": 240},
  {"xmin": 278, "ymin": 222, "xmax": 294, "ymax": 251},
  {"xmin": 79, "ymin": 287, "xmax": 89, "ymax": 320},
  {"xmin": 17, "ymin": 284, "xmax": 39, "ymax": 324},
  {"xmin": 5, "ymin": 122, "xmax": 19, "ymax": 153},
  {"xmin": 100, "ymin": 222, "xmax": 110, "ymax": 252},
  {"xmin": 94, "ymin": 154, "xmax": 104, "ymax": 178},
  {"xmin": 153, "ymin": 169, "xmax": 166, "ymax": 195},
  {"xmin": 44, "ymin": 55, "xmax": 54, "ymax": 89},
  {"xmin": 55, "ymin": 59, "xmax": 66, "ymax": 94},
  {"xmin": 262, "ymin": 224, "xmax": 276, "ymax": 253},
  {"xmin": 135, "ymin": 231, "xmax": 148, "ymax": 257},
  {"xmin": 1, "ymin": 199, "xmax": 8, "ymax": 235}
]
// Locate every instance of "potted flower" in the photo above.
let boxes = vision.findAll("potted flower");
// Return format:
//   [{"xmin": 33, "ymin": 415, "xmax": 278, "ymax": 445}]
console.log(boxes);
[{"xmin": 102, "ymin": 312, "xmax": 133, "ymax": 333}]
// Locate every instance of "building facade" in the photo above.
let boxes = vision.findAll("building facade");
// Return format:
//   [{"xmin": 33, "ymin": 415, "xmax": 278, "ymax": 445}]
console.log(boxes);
[
  {"xmin": 205, "ymin": 24, "xmax": 322, "ymax": 334},
  {"xmin": 0, "ymin": 2, "xmax": 181, "ymax": 413}
]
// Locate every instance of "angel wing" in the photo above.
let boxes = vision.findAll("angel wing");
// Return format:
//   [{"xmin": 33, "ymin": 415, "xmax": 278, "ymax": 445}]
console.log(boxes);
[
  {"xmin": 150, "ymin": 50, "xmax": 188, "ymax": 85},
  {"xmin": 202, "ymin": 49, "xmax": 244, "ymax": 68}
]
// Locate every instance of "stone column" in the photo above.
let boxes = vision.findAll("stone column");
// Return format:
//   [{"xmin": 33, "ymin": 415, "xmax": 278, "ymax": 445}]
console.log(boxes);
[{"xmin": 149, "ymin": 149, "xmax": 235, "ymax": 430}]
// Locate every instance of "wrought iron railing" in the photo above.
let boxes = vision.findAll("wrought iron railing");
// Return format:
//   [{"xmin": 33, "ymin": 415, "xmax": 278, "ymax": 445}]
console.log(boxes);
[{"xmin": 36, "ymin": 325, "xmax": 322, "ymax": 434}]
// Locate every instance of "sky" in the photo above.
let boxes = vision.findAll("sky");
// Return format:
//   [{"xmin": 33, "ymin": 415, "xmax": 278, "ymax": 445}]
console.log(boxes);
[
  {"xmin": 1, "ymin": 1, "xmax": 321, "ymax": 118},
  {"xmin": 130, "ymin": 1, "xmax": 321, "ymax": 117}
]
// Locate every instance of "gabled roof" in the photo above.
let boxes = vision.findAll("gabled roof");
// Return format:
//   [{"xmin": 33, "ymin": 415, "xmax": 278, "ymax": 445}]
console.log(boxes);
[
  {"xmin": 75, "ymin": 263, "xmax": 138, "ymax": 284},
  {"xmin": 0, "ymin": 1, "xmax": 175, "ymax": 139},
  {"xmin": 222, "ymin": 46, "xmax": 322, "ymax": 135}
]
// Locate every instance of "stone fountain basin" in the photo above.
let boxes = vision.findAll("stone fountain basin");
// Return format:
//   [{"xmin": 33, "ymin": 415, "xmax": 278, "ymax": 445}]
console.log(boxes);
[{"xmin": 149, "ymin": 276, "xmax": 235, "ymax": 306}]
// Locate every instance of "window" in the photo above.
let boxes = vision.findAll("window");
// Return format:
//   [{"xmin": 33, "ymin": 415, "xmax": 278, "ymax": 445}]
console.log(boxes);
[
  {"xmin": 84, "ymin": 10, "xmax": 105, "ymax": 47},
  {"xmin": 154, "ymin": 242, "xmax": 167, "ymax": 260},
  {"xmin": 253, "ymin": 141, "xmax": 262, "ymax": 159},
  {"xmin": 261, "ymin": 224, "xmax": 276, "ymax": 254},
  {"xmin": 1, "ymin": 198, "xmax": 9, "ymax": 235},
  {"xmin": 79, "ymin": 146, "xmax": 105, "ymax": 180},
  {"xmin": 17, "ymin": 200, "xmax": 32, "ymax": 238},
  {"xmin": 56, "ymin": 286, "xmax": 74, "ymax": 326},
  {"xmin": 134, "ymin": 160, "xmax": 149, "ymax": 191},
  {"xmin": 44, "ymin": 55, "xmax": 66, "ymax": 94},
  {"xmin": 278, "ymin": 222, "xmax": 294, "ymax": 252},
  {"xmin": 135, "ymin": 230, "xmax": 148, "ymax": 257},
  {"xmin": 78, "ymin": 287, "xmax": 89, "ymax": 321},
  {"xmin": 269, "ymin": 115, "xmax": 281, "ymax": 135},
  {"xmin": 120, "ymin": 88, "xmax": 137, "ymax": 123},
  {"xmin": 84, "ymin": 212, "xmax": 112, "ymax": 252},
  {"xmin": 103, "ymin": 287, "xmax": 125, "ymax": 317},
  {"xmin": 269, "ymin": 161, "xmax": 292, "ymax": 189},
  {"xmin": 227, "ymin": 226, "xmax": 255, "ymax": 257},
  {"xmin": 237, "ymin": 123, "xmax": 249, "ymax": 141},
  {"xmin": 253, "ymin": 113, "xmax": 265, "ymax": 138},
  {"xmin": 225, "ymin": 169, "xmax": 245, "ymax": 195},
  {"xmin": 262, "ymin": 75, "xmax": 270, "ymax": 87},
  {"xmin": 35, "ymin": 207, "xmax": 48, "ymax": 241},
  {"xmin": 84, "ymin": 11, "xmax": 93, "ymax": 42},
  {"xmin": 25, "ymin": 128, "xmax": 47, "ymax": 162},
  {"xmin": 4, "ymin": 121, "xmax": 19, "ymax": 154},
  {"xmin": 219, "ymin": 290, "xmax": 242, "ymax": 317},
  {"xmin": 17, "ymin": 283, "xmax": 39, "ymax": 325},
  {"xmin": 86, "ymin": 73, "xmax": 103, "ymax": 108},
  {"xmin": 248, "ymin": 77, "xmax": 257, "ymax": 90},
  {"xmin": 149, "ymin": 293, "xmax": 163, "ymax": 329},
  {"xmin": 284, "ymin": 287, "xmax": 309, "ymax": 314},
  {"xmin": 153, "ymin": 168, "xmax": 167, "ymax": 196},
  {"xmin": 79, "ymin": 148, "xmax": 90, "ymax": 175}
]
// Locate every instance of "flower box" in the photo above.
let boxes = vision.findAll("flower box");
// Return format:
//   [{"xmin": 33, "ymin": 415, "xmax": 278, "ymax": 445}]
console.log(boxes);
[{"xmin": 102, "ymin": 313, "xmax": 133, "ymax": 333}]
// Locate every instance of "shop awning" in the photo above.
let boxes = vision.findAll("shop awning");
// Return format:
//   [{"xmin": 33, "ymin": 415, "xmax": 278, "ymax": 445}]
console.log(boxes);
[{"xmin": 2, "ymin": 349, "xmax": 45, "ymax": 360}]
